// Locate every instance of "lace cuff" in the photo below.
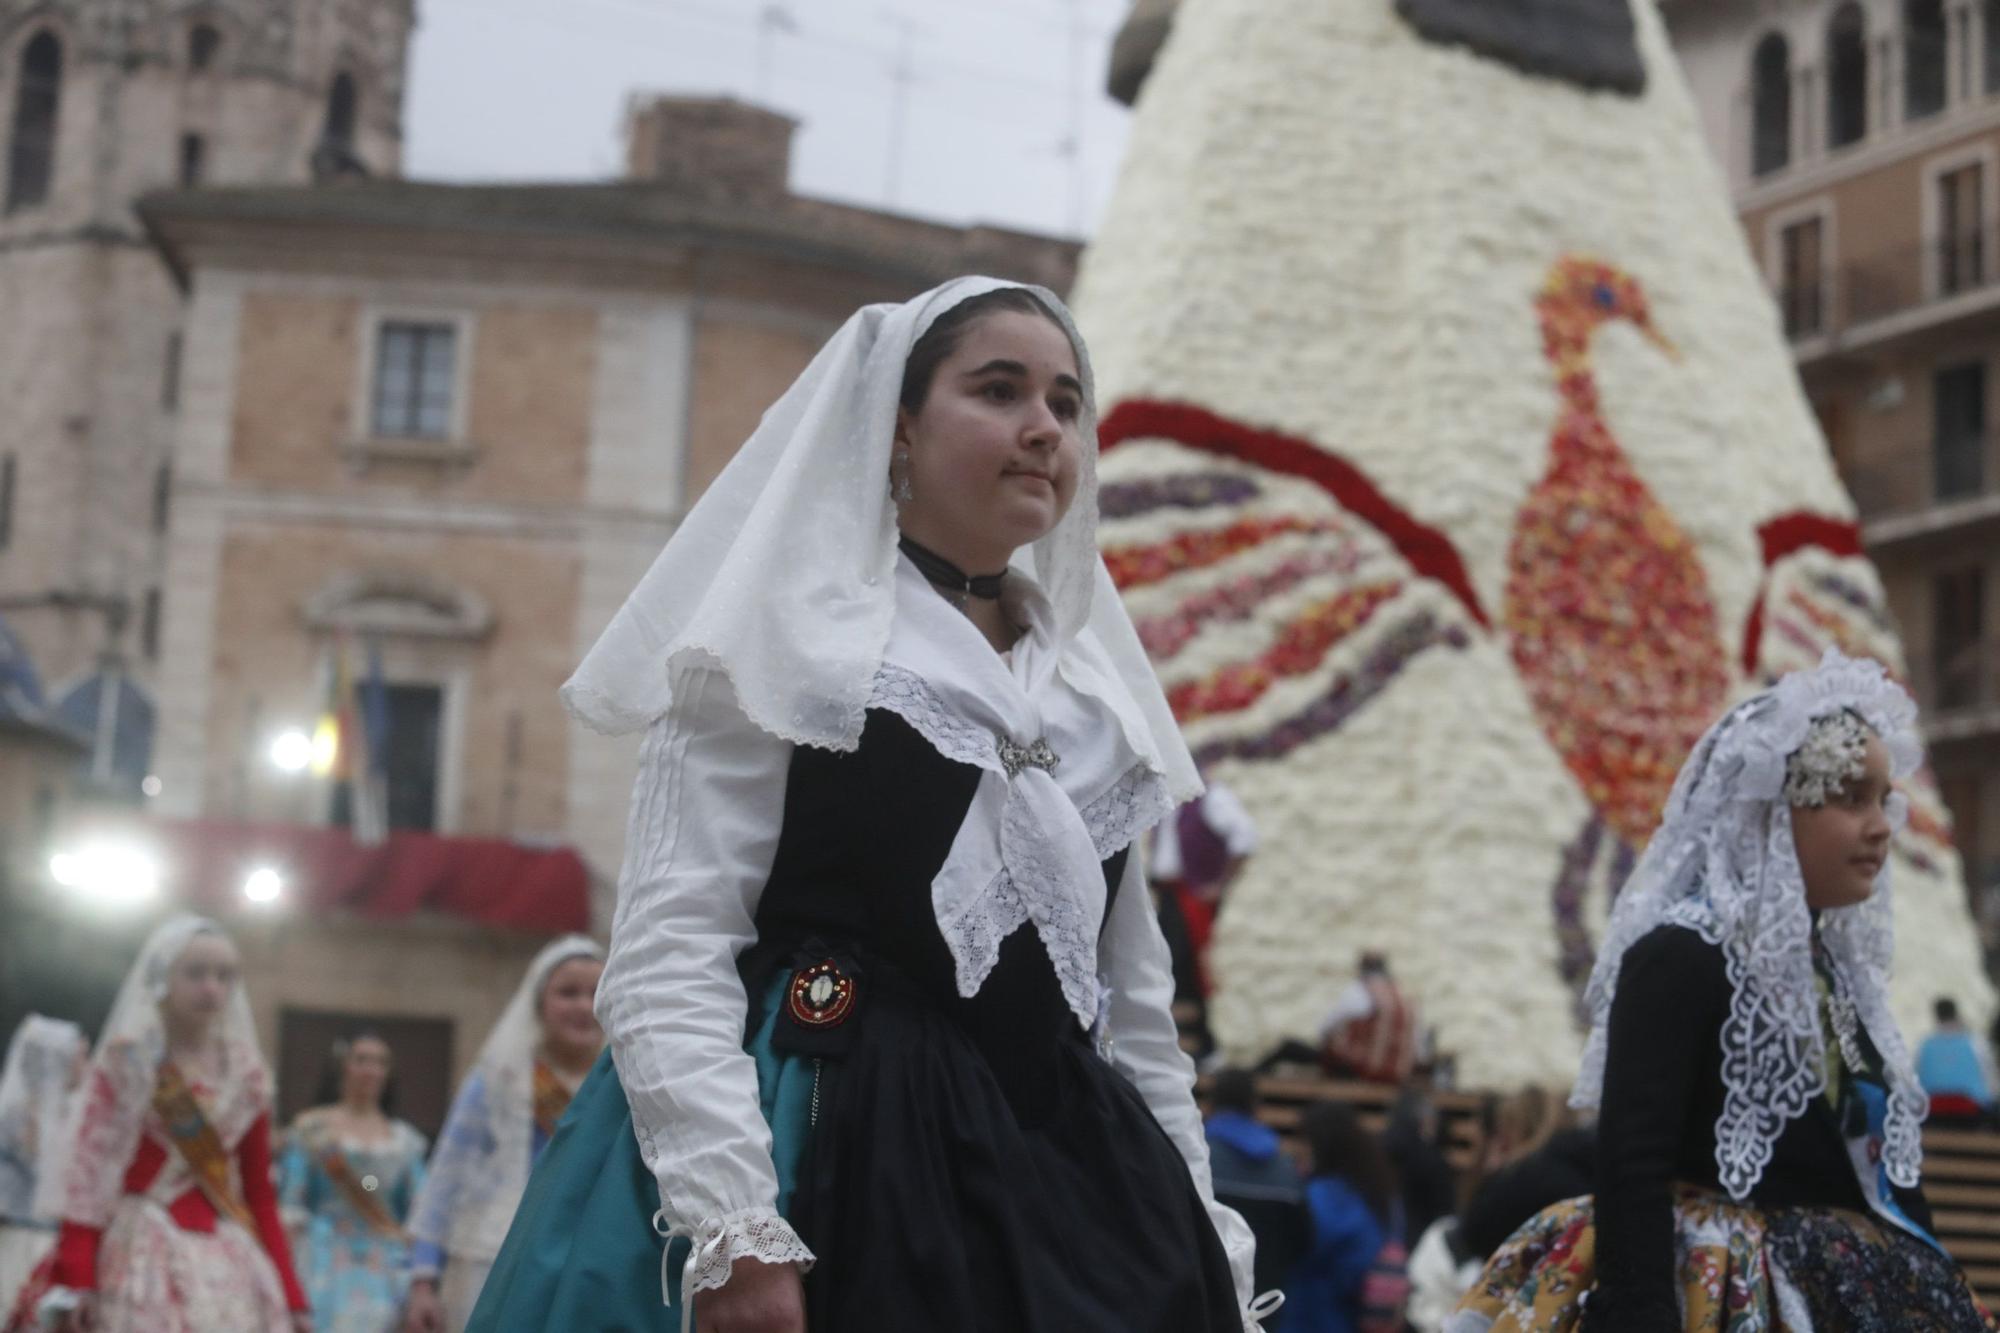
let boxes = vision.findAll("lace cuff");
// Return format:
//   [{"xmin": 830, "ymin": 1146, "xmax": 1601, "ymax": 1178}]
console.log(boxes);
[{"xmin": 654, "ymin": 1206, "xmax": 816, "ymax": 1307}]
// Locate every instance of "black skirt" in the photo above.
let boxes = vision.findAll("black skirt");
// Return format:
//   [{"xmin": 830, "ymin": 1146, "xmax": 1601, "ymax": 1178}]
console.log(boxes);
[
  {"xmin": 787, "ymin": 950, "xmax": 1241, "ymax": 1332},
  {"xmin": 751, "ymin": 707, "xmax": 1242, "ymax": 1332}
]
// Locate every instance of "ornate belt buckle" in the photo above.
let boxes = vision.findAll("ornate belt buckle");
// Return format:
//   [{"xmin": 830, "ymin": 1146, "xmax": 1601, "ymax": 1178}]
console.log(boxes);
[{"xmin": 787, "ymin": 959, "xmax": 858, "ymax": 1029}]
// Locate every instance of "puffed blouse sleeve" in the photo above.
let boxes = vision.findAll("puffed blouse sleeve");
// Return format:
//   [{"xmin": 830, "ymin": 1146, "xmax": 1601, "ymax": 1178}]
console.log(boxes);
[
  {"xmin": 593, "ymin": 667, "xmax": 817, "ymax": 1302},
  {"xmin": 1098, "ymin": 847, "xmax": 1275, "ymax": 1328}
]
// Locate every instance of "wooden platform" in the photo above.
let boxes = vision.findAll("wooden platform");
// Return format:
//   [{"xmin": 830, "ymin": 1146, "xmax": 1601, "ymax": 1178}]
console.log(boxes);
[{"xmin": 1205, "ymin": 1071, "xmax": 2000, "ymax": 1310}]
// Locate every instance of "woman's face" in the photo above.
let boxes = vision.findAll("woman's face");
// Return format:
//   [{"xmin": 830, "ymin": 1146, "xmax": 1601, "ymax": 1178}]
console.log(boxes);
[
  {"xmin": 895, "ymin": 309, "xmax": 1085, "ymax": 571},
  {"xmin": 538, "ymin": 957, "xmax": 604, "ymax": 1054},
  {"xmin": 161, "ymin": 932, "xmax": 239, "ymax": 1032},
  {"xmin": 340, "ymin": 1036, "xmax": 391, "ymax": 1108},
  {"xmin": 1791, "ymin": 733, "xmax": 1895, "ymax": 911}
]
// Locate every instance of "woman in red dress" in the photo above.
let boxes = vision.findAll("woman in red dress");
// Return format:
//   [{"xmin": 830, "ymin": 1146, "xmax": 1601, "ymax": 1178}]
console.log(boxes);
[{"xmin": 12, "ymin": 915, "xmax": 308, "ymax": 1333}]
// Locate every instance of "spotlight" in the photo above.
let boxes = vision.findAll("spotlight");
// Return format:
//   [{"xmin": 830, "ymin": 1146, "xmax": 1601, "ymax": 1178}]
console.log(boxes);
[
  {"xmin": 242, "ymin": 866, "xmax": 284, "ymax": 905},
  {"xmin": 48, "ymin": 844, "xmax": 161, "ymax": 907},
  {"xmin": 271, "ymin": 730, "xmax": 313, "ymax": 773}
]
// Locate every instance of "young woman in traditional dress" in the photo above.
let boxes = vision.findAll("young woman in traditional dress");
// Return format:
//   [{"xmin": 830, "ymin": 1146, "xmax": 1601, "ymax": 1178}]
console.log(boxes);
[
  {"xmin": 1450, "ymin": 652, "xmax": 1996, "ymax": 1332},
  {"xmin": 468, "ymin": 277, "xmax": 1274, "ymax": 1333},
  {"xmin": 0, "ymin": 1016, "xmax": 85, "ymax": 1315},
  {"xmin": 400, "ymin": 936, "xmax": 602, "ymax": 1333},
  {"xmin": 20, "ymin": 915, "xmax": 308, "ymax": 1332},
  {"xmin": 280, "ymin": 1033, "xmax": 428, "ymax": 1332}
]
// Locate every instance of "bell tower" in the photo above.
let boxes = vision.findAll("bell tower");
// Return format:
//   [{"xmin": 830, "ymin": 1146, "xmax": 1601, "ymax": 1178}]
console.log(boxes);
[{"xmin": 0, "ymin": 0, "xmax": 415, "ymax": 793}]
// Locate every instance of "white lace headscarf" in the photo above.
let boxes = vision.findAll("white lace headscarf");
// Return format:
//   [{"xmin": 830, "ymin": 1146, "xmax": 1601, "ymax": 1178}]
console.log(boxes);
[
  {"xmin": 560, "ymin": 275, "xmax": 1199, "ymax": 805},
  {"xmin": 443, "ymin": 934, "xmax": 603, "ymax": 1263},
  {"xmin": 0, "ymin": 1015, "xmax": 85, "ymax": 1221},
  {"xmin": 35, "ymin": 915, "xmax": 269, "ymax": 1224},
  {"xmin": 1570, "ymin": 650, "xmax": 1927, "ymax": 1198}
]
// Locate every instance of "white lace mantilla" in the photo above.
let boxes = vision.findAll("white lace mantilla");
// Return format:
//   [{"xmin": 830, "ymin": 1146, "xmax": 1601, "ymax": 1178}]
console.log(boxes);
[
  {"xmin": 1573, "ymin": 651, "xmax": 1926, "ymax": 1198},
  {"xmin": 870, "ymin": 664, "xmax": 1171, "ymax": 1027}
]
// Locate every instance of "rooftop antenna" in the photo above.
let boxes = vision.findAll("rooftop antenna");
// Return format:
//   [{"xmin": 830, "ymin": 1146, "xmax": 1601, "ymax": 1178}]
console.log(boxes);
[
  {"xmin": 756, "ymin": 4, "xmax": 797, "ymax": 104},
  {"xmin": 881, "ymin": 9, "xmax": 926, "ymax": 206},
  {"xmin": 1060, "ymin": 0, "xmax": 1087, "ymax": 235}
]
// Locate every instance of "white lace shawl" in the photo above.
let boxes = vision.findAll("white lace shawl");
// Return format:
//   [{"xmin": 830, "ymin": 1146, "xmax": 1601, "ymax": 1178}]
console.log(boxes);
[
  {"xmin": 0, "ymin": 1015, "xmax": 85, "ymax": 1222},
  {"xmin": 1571, "ymin": 650, "xmax": 1927, "ymax": 1198},
  {"xmin": 876, "ymin": 556, "xmax": 1175, "ymax": 1028}
]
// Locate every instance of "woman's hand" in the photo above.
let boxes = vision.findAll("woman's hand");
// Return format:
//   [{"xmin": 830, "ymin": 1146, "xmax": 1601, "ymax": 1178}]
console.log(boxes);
[
  {"xmin": 695, "ymin": 1259, "xmax": 806, "ymax": 1333},
  {"xmin": 290, "ymin": 1313, "xmax": 314, "ymax": 1333},
  {"xmin": 401, "ymin": 1278, "xmax": 444, "ymax": 1333}
]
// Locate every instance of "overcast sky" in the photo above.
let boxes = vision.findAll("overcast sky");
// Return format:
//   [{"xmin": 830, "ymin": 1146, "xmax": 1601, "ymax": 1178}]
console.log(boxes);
[{"xmin": 404, "ymin": 0, "xmax": 1138, "ymax": 240}]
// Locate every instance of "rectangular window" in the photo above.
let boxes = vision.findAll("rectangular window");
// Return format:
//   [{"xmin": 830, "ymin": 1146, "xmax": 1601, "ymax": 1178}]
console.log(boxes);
[
  {"xmin": 177, "ymin": 133, "xmax": 204, "ymax": 188},
  {"xmin": 1934, "ymin": 361, "xmax": 1988, "ymax": 500},
  {"xmin": 0, "ymin": 453, "xmax": 14, "ymax": 550},
  {"xmin": 151, "ymin": 463, "xmax": 170, "ymax": 535},
  {"xmin": 1779, "ymin": 217, "xmax": 1825, "ymax": 337},
  {"xmin": 1933, "ymin": 566, "xmax": 1987, "ymax": 710},
  {"xmin": 1938, "ymin": 771, "xmax": 1985, "ymax": 889},
  {"xmin": 369, "ymin": 321, "xmax": 457, "ymax": 440},
  {"xmin": 1938, "ymin": 163, "xmax": 1987, "ymax": 296},
  {"xmin": 162, "ymin": 331, "xmax": 181, "ymax": 411},
  {"xmin": 140, "ymin": 587, "xmax": 161, "ymax": 660},
  {"xmin": 332, "ymin": 681, "xmax": 443, "ymax": 833}
]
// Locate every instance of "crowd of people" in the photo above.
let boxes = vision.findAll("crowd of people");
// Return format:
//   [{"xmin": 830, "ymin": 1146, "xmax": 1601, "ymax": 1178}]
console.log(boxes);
[
  {"xmin": 0, "ymin": 928, "xmax": 607, "ymax": 1333},
  {"xmin": 0, "ymin": 278, "xmax": 1993, "ymax": 1332}
]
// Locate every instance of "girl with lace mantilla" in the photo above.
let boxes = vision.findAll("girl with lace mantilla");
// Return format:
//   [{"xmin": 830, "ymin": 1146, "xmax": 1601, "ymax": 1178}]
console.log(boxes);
[
  {"xmin": 401, "ymin": 936, "xmax": 603, "ymax": 1333},
  {"xmin": 280, "ymin": 1033, "xmax": 428, "ymax": 1333},
  {"xmin": 469, "ymin": 278, "xmax": 1270, "ymax": 1333},
  {"xmin": 1450, "ymin": 652, "xmax": 1995, "ymax": 1333},
  {"xmin": 12, "ymin": 916, "xmax": 308, "ymax": 1333}
]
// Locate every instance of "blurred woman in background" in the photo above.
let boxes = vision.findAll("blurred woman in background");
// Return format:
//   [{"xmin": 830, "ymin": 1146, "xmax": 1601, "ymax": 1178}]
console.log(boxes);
[{"xmin": 282, "ymin": 1033, "xmax": 427, "ymax": 1333}]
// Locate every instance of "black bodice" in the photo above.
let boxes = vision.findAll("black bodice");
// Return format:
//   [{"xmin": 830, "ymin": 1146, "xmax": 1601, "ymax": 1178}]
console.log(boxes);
[{"xmin": 752, "ymin": 707, "xmax": 1127, "ymax": 1101}]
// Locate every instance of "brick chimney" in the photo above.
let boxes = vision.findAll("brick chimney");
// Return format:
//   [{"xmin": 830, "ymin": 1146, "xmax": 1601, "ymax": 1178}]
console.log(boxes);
[{"xmin": 625, "ymin": 96, "xmax": 798, "ymax": 201}]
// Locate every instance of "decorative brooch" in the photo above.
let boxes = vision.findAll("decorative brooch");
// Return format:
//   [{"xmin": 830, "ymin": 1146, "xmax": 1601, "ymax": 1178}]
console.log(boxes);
[
  {"xmin": 997, "ymin": 736, "xmax": 1060, "ymax": 778},
  {"xmin": 787, "ymin": 960, "xmax": 857, "ymax": 1030}
]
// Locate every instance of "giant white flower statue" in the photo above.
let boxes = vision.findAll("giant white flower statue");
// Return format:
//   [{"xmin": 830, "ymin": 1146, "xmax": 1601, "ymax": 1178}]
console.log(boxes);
[{"xmin": 1076, "ymin": 0, "xmax": 1993, "ymax": 1086}]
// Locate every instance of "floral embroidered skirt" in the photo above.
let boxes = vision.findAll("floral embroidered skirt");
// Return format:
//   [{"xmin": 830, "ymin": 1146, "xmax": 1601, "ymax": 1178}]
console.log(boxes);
[{"xmin": 1444, "ymin": 1188, "xmax": 1999, "ymax": 1333}]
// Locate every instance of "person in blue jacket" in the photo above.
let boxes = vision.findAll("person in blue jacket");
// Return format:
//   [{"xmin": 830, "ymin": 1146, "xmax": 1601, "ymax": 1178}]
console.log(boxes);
[{"xmin": 1284, "ymin": 1101, "xmax": 1399, "ymax": 1333}]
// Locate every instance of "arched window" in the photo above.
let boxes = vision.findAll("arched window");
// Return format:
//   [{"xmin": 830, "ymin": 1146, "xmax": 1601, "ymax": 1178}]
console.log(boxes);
[
  {"xmin": 1827, "ymin": 4, "xmax": 1868, "ymax": 149},
  {"xmin": 188, "ymin": 23, "xmax": 220, "ymax": 72},
  {"xmin": 1752, "ymin": 33, "xmax": 1791, "ymax": 176},
  {"xmin": 6, "ymin": 31, "xmax": 61, "ymax": 212},
  {"xmin": 323, "ymin": 71, "xmax": 357, "ymax": 152},
  {"xmin": 1906, "ymin": 0, "xmax": 1947, "ymax": 120}
]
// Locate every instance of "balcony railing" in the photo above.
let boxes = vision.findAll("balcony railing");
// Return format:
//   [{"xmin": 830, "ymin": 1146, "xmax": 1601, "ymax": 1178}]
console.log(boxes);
[
  {"xmin": 1782, "ymin": 226, "xmax": 2000, "ymax": 343},
  {"xmin": 1841, "ymin": 440, "xmax": 1991, "ymax": 522},
  {"xmin": 1911, "ymin": 638, "xmax": 2000, "ymax": 719}
]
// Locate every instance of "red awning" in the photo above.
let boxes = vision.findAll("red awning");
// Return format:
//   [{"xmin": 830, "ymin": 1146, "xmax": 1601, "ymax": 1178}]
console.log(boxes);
[{"xmin": 132, "ymin": 818, "xmax": 592, "ymax": 933}]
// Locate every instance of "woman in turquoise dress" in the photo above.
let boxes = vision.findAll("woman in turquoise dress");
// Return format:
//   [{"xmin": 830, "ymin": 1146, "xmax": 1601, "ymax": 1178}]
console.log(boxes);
[{"xmin": 280, "ymin": 1033, "xmax": 427, "ymax": 1333}]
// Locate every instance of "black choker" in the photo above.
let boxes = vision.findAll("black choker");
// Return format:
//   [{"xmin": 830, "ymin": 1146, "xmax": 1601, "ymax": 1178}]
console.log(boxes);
[{"xmin": 899, "ymin": 536, "xmax": 1007, "ymax": 602}]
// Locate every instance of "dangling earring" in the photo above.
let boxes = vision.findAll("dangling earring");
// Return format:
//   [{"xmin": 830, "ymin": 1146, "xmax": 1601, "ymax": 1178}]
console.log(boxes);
[{"xmin": 890, "ymin": 448, "xmax": 914, "ymax": 503}]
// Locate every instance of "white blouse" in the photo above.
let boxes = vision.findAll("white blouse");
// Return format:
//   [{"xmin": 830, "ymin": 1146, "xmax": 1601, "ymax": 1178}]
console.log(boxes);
[{"xmin": 597, "ymin": 663, "xmax": 1265, "ymax": 1326}]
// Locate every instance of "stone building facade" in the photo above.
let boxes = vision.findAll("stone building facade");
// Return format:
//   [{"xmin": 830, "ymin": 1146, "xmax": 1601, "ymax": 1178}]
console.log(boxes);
[
  {"xmin": 1668, "ymin": 0, "xmax": 2000, "ymax": 909},
  {"xmin": 0, "ymin": 0, "xmax": 411, "ymax": 795}
]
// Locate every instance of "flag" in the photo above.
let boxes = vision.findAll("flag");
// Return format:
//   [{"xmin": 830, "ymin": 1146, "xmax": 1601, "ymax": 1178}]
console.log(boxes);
[{"xmin": 351, "ymin": 637, "xmax": 391, "ymax": 846}]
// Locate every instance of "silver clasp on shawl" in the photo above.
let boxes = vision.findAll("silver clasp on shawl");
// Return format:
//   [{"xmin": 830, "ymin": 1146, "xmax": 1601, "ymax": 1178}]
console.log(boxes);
[{"xmin": 996, "ymin": 736, "xmax": 1060, "ymax": 778}]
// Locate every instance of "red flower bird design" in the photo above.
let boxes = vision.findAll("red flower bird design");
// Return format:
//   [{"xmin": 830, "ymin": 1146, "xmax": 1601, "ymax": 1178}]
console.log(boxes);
[{"xmin": 1504, "ymin": 258, "xmax": 1732, "ymax": 849}]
